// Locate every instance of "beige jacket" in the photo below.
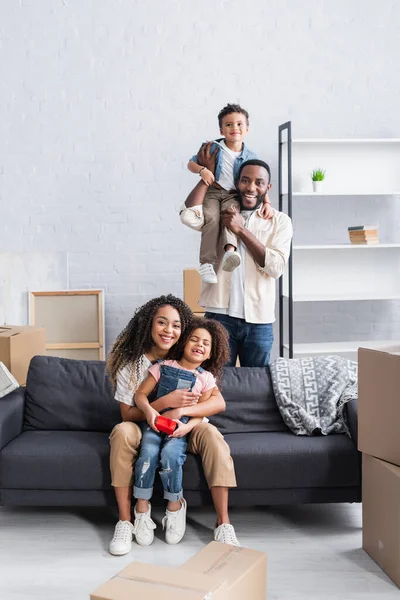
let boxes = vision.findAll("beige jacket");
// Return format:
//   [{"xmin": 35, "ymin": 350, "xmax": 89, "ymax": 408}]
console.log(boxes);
[{"xmin": 180, "ymin": 203, "xmax": 293, "ymax": 324}]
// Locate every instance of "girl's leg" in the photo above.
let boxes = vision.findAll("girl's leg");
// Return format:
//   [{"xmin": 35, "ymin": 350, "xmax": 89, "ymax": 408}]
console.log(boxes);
[{"xmin": 159, "ymin": 435, "xmax": 188, "ymax": 544}]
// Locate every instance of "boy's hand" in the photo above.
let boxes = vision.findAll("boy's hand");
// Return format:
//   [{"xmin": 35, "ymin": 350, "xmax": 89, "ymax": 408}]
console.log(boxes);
[
  {"xmin": 170, "ymin": 420, "xmax": 191, "ymax": 438},
  {"xmin": 200, "ymin": 168, "xmax": 215, "ymax": 186},
  {"xmin": 197, "ymin": 141, "xmax": 219, "ymax": 174},
  {"xmin": 144, "ymin": 405, "xmax": 160, "ymax": 432},
  {"xmin": 259, "ymin": 194, "xmax": 274, "ymax": 219}
]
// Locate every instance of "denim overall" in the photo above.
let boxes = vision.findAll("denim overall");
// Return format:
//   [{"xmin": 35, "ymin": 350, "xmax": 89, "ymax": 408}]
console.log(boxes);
[{"xmin": 134, "ymin": 362, "xmax": 204, "ymax": 502}]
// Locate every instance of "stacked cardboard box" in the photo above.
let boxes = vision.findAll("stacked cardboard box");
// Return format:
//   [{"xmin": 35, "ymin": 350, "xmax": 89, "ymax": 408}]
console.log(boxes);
[
  {"xmin": 0, "ymin": 325, "xmax": 46, "ymax": 385},
  {"xmin": 358, "ymin": 346, "xmax": 400, "ymax": 587},
  {"xmin": 91, "ymin": 541, "xmax": 267, "ymax": 599},
  {"xmin": 183, "ymin": 269, "xmax": 205, "ymax": 315},
  {"xmin": 348, "ymin": 225, "xmax": 379, "ymax": 245}
]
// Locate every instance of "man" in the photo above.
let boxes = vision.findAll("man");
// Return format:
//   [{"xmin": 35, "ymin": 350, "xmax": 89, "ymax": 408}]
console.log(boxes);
[{"xmin": 180, "ymin": 146, "xmax": 293, "ymax": 366}]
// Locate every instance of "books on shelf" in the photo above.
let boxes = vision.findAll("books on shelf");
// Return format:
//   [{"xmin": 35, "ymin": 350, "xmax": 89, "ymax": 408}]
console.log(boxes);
[{"xmin": 348, "ymin": 225, "xmax": 379, "ymax": 245}]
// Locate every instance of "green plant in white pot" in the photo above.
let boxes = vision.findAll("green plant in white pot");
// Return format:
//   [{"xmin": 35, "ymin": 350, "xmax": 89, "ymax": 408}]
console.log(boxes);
[{"xmin": 311, "ymin": 168, "xmax": 326, "ymax": 193}]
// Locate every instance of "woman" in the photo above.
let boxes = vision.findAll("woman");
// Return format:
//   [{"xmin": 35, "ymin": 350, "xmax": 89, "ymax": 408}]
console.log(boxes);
[{"xmin": 107, "ymin": 294, "xmax": 238, "ymax": 555}]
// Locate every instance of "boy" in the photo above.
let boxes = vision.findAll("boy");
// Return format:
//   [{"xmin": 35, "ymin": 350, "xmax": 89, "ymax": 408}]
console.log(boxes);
[{"xmin": 188, "ymin": 103, "xmax": 270, "ymax": 284}]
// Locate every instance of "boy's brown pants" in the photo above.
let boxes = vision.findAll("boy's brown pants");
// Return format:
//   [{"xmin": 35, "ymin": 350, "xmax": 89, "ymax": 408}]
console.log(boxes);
[
  {"xmin": 200, "ymin": 187, "xmax": 240, "ymax": 266},
  {"xmin": 109, "ymin": 421, "xmax": 237, "ymax": 489}
]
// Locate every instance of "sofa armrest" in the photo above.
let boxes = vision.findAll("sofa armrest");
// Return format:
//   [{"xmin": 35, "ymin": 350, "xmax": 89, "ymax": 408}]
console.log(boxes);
[
  {"xmin": 344, "ymin": 398, "xmax": 358, "ymax": 447},
  {"xmin": 0, "ymin": 387, "xmax": 25, "ymax": 450}
]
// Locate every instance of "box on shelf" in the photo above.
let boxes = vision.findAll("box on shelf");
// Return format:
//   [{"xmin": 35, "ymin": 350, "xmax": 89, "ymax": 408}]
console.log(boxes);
[
  {"xmin": 183, "ymin": 269, "xmax": 205, "ymax": 313},
  {"xmin": 0, "ymin": 325, "xmax": 46, "ymax": 385},
  {"xmin": 358, "ymin": 346, "xmax": 400, "ymax": 466},
  {"xmin": 91, "ymin": 542, "xmax": 267, "ymax": 600},
  {"xmin": 362, "ymin": 454, "xmax": 400, "ymax": 588}
]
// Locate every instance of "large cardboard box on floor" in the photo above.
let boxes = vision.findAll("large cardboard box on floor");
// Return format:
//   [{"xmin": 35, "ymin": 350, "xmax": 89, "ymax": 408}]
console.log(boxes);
[
  {"xmin": 91, "ymin": 542, "xmax": 267, "ymax": 600},
  {"xmin": 0, "ymin": 325, "xmax": 46, "ymax": 385},
  {"xmin": 358, "ymin": 346, "xmax": 400, "ymax": 467},
  {"xmin": 183, "ymin": 269, "xmax": 205, "ymax": 313},
  {"xmin": 362, "ymin": 454, "xmax": 400, "ymax": 588}
]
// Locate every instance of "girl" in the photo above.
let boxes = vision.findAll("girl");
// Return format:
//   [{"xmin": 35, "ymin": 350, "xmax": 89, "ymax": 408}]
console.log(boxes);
[
  {"xmin": 133, "ymin": 317, "xmax": 230, "ymax": 545},
  {"xmin": 107, "ymin": 295, "xmax": 239, "ymax": 556}
]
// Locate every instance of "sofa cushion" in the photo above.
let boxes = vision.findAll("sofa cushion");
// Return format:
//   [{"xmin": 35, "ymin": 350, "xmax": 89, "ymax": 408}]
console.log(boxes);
[
  {"xmin": 24, "ymin": 356, "xmax": 120, "ymax": 432},
  {"xmin": 209, "ymin": 367, "xmax": 288, "ymax": 434}
]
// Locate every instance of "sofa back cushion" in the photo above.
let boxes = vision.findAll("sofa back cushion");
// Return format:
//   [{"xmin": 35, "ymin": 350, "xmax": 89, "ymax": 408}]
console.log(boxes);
[
  {"xmin": 24, "ymin": 356, "xmax": 120, "ymax": 432},
  {"xmin": 209, "ymin": 367, "xmax": 288, "ymax": 434}
]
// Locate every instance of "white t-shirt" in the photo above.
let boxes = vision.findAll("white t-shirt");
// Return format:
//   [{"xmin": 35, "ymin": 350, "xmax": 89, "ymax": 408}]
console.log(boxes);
[
  {"xmin": 216, "ymin": 140, "xmax": 241, "ymax": 191},
  {"xmin": 114, "ymin": 356, "xmax": 152, "ymax": 407}
]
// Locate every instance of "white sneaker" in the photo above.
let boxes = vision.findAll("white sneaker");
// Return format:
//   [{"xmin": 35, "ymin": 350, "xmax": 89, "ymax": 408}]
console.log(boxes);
[
  {"xmin": 109, "ymin": 520, "xmax": 134, "ymax": 556},
  {"xmin": 221, "ymin": 250, "xmax": 241, "ymax": 272},
  {"xmin": 198, "ymin": 263, "xmax": 218, "ymax": 284},
  {"xmin": 214, "ymin": 523, "xmax": 240, "ymax": 546},
  {"xmin": 132, "ymin": 503, "xmax": 157, "ymax": 546},
  {"xmin": 162, "ymin": 499, "xmax": 187, "ymax": 544}
]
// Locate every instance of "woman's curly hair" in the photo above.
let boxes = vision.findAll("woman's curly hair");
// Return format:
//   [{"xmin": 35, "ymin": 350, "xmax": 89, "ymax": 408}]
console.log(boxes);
[
  {"xmin": 171, "ymin": 316, "xmax": 230, "ymax": 387},
  {"xmin": 106, "ymin": 295, "xmax": 193, "ymax": 391}
]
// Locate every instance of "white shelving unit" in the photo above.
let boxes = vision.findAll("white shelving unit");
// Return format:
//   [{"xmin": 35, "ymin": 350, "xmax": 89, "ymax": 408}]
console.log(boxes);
[{"xmin": 278, "ymin": 122, "xmax": 400, "ymax": 360}]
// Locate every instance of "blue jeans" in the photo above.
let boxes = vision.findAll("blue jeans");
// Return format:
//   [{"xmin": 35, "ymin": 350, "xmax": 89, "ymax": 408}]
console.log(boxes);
[
  {"xmin": 205, "ymin": 312, "xmax": 274, "ymax": 367},
  {"xmin": 134, "ymin": 364, "xmax": 199, "ymax": 502}
]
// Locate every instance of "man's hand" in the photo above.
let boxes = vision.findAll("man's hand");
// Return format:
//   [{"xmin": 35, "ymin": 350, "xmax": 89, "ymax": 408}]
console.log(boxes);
[
  {"xmin": 161, "ymin": 408, "xmax": 183, "ymax": 421},
  {"xmin": 144, "ymin": 405, "xmax": 160, "ymax": 432},
  {"xmin": 259, "ymin": 194, "xmax": 274, "ymax": 219},
  {"xmin": 164, "ymin": 389, "xmax": 200, "ymax": 408},
  {"xmin": 197, "ymin": 141, "xmax": 219, "ymax": 174},
  {"xmin": 221, "ymin": 207, "xmax": 245, "ymax": 234},
  {"xmin": 170, "ymin": 420, "xmax": 191, "ymax": 439},
  {"xmin": 200, "ymin": 168, "xmax": 215, "ymax": 186}
]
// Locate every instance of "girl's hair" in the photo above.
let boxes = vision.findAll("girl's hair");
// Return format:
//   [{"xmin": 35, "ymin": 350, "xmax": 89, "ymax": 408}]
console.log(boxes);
[
  {"xmin": 174, "ymin": 316, "xmax": 230, "ymax": 386},
  {"xmin": 106, "ymin": 295, "xmax": 193, "ymax": 390}
]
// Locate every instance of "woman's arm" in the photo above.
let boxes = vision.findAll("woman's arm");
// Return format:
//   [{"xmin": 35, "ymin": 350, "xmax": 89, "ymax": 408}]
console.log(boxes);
[
  {"xmin": 120, "ymin": 387, "xmax": 201, "ymax": 423},
  {"xmin": 162, "ymin": 387, "xmax": 225, "ymax": 421}
]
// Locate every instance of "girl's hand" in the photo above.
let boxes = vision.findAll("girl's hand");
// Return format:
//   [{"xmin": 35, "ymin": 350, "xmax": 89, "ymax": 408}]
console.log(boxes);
[
  {"xmin": 161, "ymin": 408, "xmax": 183, "ymax": 421},
  {"xmin": 165, "ymin": 388, "xmax": 200, "ymax": 408},
  {"xmin": 200, "ymin": 168, "xmax": 215, "ymax": 186},
  {"xmin": 144, "ymin": 405, "xmax": 160, "ymax": 432},
  {"xmin": 170, "ymin": 420, "xmax": 191, "ymax": 438}
]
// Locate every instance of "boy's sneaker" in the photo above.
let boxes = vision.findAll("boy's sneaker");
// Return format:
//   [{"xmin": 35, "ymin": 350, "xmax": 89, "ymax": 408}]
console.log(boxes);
[
  {"xmin": 221, "ymin": 250, "xmax": 241, "ymax": 272},
  {"xmin": 199, "ymin": 263, "xmax": 218, "ymax": 284},
  {"xmin": 162, "ymin": 499, "xmax": 187, "ymax": 544},
  {"xmin": 214, "ymin": 523, "xmax": 240, "ymax": 546},
  {"xmin": 132, "ymin": 503, "xmax": 157, "ymax": 546},
  {"xmin": 109, "ymin": 520, "xmax": 134, "ymax": 555}
]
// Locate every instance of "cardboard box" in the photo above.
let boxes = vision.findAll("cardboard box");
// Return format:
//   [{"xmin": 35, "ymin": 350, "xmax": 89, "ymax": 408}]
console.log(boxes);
[
  {"xmin": 362, "ymin": 454, "xmax": 400, "ymax": 587},
  {"xmin": 181, "ymin": 541, "xmax": 267, "ymax": 600},
  {"xmin": 184, "ymin": 269, "xmax": 205, "ymax": 313},
  {"xmin": 91, "ymin": 542, "xmax": 267, "ymax": 600},
  {"xmin": 91, "ymin": 558, "xmax": 228, "ymax": 600},
  {"xmin": 358, "ymin": 346, "xmax": 400, "ymax": 466},
  {"xmin": 0, "ymin": 325, "xmax": 46, "ymax": 385}
]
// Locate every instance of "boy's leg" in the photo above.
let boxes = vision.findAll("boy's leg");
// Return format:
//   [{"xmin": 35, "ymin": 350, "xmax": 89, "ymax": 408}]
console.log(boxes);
[
  {"xmin": 200, "ymin": 188, "xmax": 223, "ymax": 266},
  {"xmin": 220, "ymin": 193, "xmax": 240, "ymax": 251},
  {"xmin": 109, "ymin": 421, "xmax": 142, "ymax": 521}
]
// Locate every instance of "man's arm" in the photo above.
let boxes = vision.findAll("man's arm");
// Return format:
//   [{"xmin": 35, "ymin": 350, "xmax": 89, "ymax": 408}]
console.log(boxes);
[{"xmin": 221, "ymin": 209, "xmax": 266, "ymax": 267}]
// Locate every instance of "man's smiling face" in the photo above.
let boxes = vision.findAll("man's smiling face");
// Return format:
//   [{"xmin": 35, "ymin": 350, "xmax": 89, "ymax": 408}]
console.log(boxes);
[{"xmin": 236, "ymin": 165, "xmax": 271, "ymax": 210}]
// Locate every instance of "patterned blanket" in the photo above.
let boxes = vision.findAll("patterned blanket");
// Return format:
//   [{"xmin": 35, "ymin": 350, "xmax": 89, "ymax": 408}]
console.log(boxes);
[{"xmin": 269, "ymin": 355, "xmax": 358, "ymax": 436}]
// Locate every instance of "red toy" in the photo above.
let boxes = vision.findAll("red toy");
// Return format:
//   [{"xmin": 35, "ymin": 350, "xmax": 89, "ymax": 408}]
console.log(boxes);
[{"xmin": 155, "ymin": 416, "xmax": 177, "ymax": 435}]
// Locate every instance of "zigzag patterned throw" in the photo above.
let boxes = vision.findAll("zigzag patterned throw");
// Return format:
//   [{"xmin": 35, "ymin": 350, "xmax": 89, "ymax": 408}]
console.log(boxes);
[{"xmin": 269, "ymin": 355, "xmax": 357, "ymax": 436}]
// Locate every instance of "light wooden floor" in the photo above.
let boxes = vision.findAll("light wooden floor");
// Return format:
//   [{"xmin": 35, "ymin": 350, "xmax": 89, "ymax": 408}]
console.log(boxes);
[{"xmin": 0, "ymin": 503, "xmax": 398, "ymax": 599}]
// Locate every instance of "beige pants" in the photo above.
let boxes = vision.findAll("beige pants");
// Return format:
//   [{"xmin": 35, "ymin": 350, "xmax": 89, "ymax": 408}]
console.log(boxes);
[
  {"xmin": 200, "ymin": 187, "xmax": 240, "ymax": 266},
  {"xmin": 109, "ymin": 421, "xmax": 237, "ymax": 489}
]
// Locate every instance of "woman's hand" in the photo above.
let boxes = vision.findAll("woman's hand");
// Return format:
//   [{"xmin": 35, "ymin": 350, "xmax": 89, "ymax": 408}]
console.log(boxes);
[
  {"xmin": 170, "ymin": 420, "xmax": 191, "ymax": 438},
  {"xmin": 144, "ymin": 405, "xmax": 160, "ymax": 432},
  {"xmin": 164, "ymin": 388, "xmax": 200, "ymax": 408},
  {"xmin": 161, "ymin": 408, "xmax": 183, "ymax": 421}
]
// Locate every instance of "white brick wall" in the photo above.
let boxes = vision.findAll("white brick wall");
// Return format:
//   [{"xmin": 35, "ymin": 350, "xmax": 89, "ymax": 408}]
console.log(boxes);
[{"xmin": 1, "ymin": 0, "xmax": 400, "ymax": 354}]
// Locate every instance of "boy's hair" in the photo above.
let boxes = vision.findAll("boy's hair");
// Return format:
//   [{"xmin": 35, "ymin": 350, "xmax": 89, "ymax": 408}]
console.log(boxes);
[
  {"xmin": 237, "ymin": 159, "xmax": 271, "ymax": 184},
  {"xmin": 172, "ymin": 317, "xmax": 230, "ymax": 387},
  {"xmin": 106, "ymin": 295, "xmax": 193, "ymax": 389},
  {"xmin": 218, "ymin": 103, "xmax": 249, "ymax": 128}
]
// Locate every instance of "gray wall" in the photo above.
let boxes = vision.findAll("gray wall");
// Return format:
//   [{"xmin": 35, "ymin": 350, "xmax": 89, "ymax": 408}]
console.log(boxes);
[{"xmin": 1, "ymin": 0, "xmax": 399, "ymax": 354}]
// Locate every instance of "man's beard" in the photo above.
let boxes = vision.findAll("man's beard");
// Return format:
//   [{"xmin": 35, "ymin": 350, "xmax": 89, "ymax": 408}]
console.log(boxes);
[{"xmin": 238, "ymin": 192, "xmax": 265, "ymax": 211}]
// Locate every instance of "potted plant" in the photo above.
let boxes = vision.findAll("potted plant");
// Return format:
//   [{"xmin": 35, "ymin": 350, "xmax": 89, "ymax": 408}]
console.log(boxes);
[{"xmin": 311, "ymin": 168, "xmax": 326, "ymax": 193}]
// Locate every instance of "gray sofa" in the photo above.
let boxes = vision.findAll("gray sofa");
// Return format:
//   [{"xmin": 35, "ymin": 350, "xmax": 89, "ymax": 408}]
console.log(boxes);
[{"xmin": 0, "ymin": 356, "xmax": 361, "ymax": 507}]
